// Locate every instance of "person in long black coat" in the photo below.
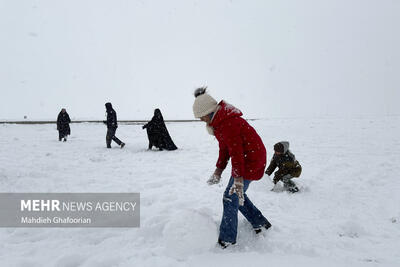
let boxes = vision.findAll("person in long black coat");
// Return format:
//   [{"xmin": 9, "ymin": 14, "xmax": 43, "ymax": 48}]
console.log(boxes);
[
  {"xmin": 57, "ymin": 108, "xmax": 71, "ymax": 142},
  {"xmin": 142, "ymin": 109, "xmax": 177, "ymax": 151},
  {"xmin": 104, "ymin": 102, "xmax": 125, "ymax": 149}
]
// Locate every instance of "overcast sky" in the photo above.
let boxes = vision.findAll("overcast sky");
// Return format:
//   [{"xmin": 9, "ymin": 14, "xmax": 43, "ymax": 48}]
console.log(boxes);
[{"xmin": 0, "ymin": 0, "xmax": 399, "ymax": 120}]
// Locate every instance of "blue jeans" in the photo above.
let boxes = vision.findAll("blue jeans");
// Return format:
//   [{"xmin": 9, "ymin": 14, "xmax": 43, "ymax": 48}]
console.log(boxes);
[{"xmin": 219, "ymin": 177, "xmax": 270, "ymax": 243}]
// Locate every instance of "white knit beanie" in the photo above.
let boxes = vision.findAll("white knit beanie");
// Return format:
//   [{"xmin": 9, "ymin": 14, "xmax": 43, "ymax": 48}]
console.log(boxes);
[{"xmin": 192, "ymin": 87, "xmax": 218, "ymax": 118}]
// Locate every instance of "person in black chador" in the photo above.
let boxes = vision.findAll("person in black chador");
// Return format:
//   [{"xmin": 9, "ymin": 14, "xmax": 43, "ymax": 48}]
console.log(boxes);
[
  {"xmin": 57, "ymin": 108, "xmax": 71, "ymax": 142},
  {"xmin": 142, "ymin": 109, "xmax": 177, "ymax": 151},
  {"xmin": 103, "ymin": 102, "xmax": 125, "ymax": 149}
]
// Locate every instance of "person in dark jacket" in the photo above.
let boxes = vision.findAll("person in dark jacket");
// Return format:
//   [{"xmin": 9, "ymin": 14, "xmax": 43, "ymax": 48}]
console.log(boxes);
[
  {"xmin": 57, "ymin": 108, "xmax": 71, "ymax": 142},
  {"xmin": 193, "ymin": 87, "xmax": 271, "ymax": 249},
  {"xmin": 142, "ymin": 109, "xmax": 177, "ymax": 151},
  {"xmin": 103, "ymin": 102, "xmax": 125, "ymax": 149},
  {"xmin": 265, "ymin": 141, "xmax": 302, "ymax": 193}
]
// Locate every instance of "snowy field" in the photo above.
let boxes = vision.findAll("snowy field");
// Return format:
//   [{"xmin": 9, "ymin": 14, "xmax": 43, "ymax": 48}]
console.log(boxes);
[{"xmin": 0, "ymin": 117, "xmax": 399, "ymax": 267}]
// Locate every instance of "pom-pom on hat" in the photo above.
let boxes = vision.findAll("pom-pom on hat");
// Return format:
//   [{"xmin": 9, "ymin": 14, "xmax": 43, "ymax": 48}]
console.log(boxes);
[{"xmin": 192, "ymin": 87, "xmax": 218, "ymax": 118}]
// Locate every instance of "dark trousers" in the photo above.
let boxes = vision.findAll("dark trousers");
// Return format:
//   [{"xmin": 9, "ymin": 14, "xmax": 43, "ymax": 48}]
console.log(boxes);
[
  {"xmin": 58, "ymin": 131, "xmax": 67, "ymax": 141},
  {"xmin": 106, "ymin": 127, "xmax": 122, "ymax": 147}
]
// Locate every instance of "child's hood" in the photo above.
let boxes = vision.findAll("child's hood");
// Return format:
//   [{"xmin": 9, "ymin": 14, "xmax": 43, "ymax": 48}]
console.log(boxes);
[{"xmin": 279, "ymin": 141, "xmax": 290, "ymax": 153}]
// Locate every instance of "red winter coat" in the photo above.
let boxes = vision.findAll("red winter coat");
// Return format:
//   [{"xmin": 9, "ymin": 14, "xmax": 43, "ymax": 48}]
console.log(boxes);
[{"xmin": 210, "ymin": 101, "xmax": 266, "ymax": 181}]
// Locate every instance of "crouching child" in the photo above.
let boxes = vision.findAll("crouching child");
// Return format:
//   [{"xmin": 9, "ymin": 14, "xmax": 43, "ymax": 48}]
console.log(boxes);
[{"xmin": 265, "ymin": 141, "xmax": 302, "ymax": 193}]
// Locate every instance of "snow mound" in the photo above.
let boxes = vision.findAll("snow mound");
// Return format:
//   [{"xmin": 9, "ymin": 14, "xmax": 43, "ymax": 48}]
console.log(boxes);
[{"xmin": 162, "ymin": 208, "xmax": 217, "ymax": 258}]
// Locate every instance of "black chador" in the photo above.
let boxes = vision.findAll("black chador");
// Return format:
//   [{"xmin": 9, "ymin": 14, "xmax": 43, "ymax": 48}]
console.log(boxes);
[
  {"xmin": 57, "ymin": 108, "xmax": 71, "ymax": 142},
  {"xmin": 142, "ymin": 109, "xmax": 177, "ymax": 151}
]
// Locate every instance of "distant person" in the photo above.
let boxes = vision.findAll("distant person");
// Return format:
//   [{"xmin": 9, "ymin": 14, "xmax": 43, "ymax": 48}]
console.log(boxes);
[
  {"xmin": 103, "ymin": 102, "xmax": 125, "ymax": 149},
  {"xmin": 265, "ymin": 141, "xmax": 302, "ymax": 193},
  {"xmin": 192, "ymin": 87, "xmax": 271, "ymax": 248},
  {"xmin": 56, "ymin": 108, "xmax": 71, "ymax": 142},
  {"xmin": 142, "ymin": 109, "xmax": 177, "ymax": 151}
]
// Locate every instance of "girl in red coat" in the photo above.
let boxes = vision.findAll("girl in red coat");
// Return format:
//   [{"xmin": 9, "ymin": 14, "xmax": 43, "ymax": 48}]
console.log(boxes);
[{"xmin": 192, "ymin": 87, "xmax": 271, "ymax": 248}]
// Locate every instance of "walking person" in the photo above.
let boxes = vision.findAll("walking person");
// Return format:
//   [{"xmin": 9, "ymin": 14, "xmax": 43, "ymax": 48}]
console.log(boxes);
[
  {"xmin": 57, "ymin": 108, "xmax": 71, "ymax": 142},
  {"xmin": 192, "ymin": 87, "xmax": 271, "ymax": 248},
  {"xmin": 104, "ymin": 102, "xmax": 125, "ymax": 149}
]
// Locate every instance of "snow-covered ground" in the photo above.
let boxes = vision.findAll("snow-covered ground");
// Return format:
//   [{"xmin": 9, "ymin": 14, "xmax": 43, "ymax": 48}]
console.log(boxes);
[{"xmin": 0, "ymin": 116, "xmax": 399, "ymax": 267}]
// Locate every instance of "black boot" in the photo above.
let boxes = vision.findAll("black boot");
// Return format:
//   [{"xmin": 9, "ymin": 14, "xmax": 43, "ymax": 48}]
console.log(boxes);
[
  {"xmin": 255, "ymin": 221, "xmax": 272, "ymax": 234},
  {"xmin": 288, "ymin": 186, "xmax": 299, "ymax": 193},
  {"xmin": 218, "ymin": 239, "xmax": 236, "ymax": 249},
  {"xmin": 283, "ymin": 178, "xmax": 298, "ymax": 193}
]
